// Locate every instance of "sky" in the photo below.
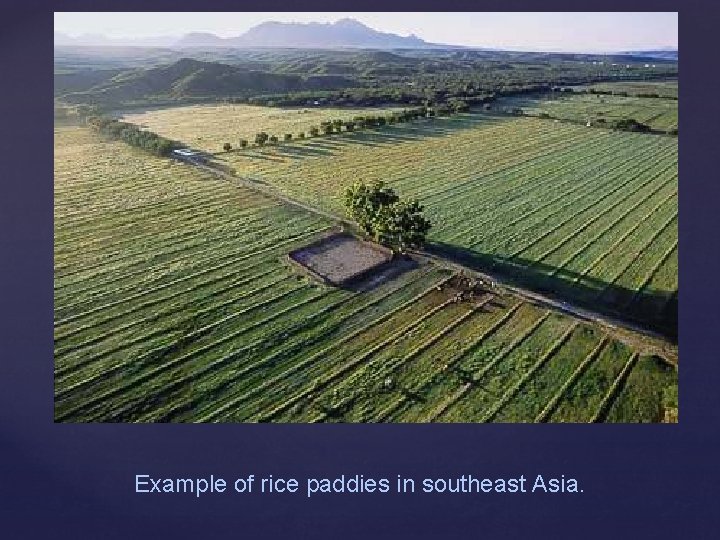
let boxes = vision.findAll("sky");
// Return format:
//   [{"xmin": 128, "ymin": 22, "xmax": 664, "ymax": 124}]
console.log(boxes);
[{"xmin": 54, "ymin": 12, "xmax": 678, "ymax": 52}]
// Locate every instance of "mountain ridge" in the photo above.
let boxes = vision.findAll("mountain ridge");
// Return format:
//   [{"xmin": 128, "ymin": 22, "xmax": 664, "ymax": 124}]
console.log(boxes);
[{"xmin": 177, "ymin": 19, "xmax": 435, "ymax": 49}]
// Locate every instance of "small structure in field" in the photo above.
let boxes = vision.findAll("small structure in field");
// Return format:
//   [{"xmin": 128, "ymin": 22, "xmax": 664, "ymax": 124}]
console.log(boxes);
[
  {"xmin": 172, "ymin": 148, "xmax": 206, "ymax": 164},
  {"xmin": 288, "ymin": 233, "xmax": 394, "ymax": 287}
]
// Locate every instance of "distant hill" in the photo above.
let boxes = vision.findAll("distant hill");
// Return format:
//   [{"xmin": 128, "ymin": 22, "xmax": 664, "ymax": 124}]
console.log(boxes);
[
  {"xmin": 58, "ymin": 58, "xmax": 354, "ymax": 105},
  {"xmin": 618, "ymin": 49, "xmax": 678, "ymax": 61},
  {"xmin": 227, "ymin": 18, "xmax": 432, "ymax": 49},
  {"xmin": 59, "ymin": 19, "xmax": 441, "ymax": 50}
]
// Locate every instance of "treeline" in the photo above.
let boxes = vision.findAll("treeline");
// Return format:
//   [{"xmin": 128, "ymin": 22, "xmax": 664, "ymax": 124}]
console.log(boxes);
[
  {"xmin": 220, "ymin": 104, "xmax": 471, "ymax": 152},
  {"xmin": 86, "ymin": 116, "xmax": 179, "ymax": 156},
  {"xmin": 228, "ymin": 85, "xmax": 504, "ymax": 109},
  {"xmin": 223, "ymin": 71, "xmax": 676, "ymax": 110}
]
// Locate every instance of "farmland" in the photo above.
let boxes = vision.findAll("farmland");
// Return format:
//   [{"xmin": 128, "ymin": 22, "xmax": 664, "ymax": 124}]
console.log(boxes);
[
  {"xmin": 202, "ymin": 111, "xmax": 678, "ymax": 336},
  {"xmin": 572, "ymin": 79, "xmax": 678, "ymax": 99},
  {"xmin": 120, "ymin": 103, "xmax": 403, "ymax": 153},
  {"xmin": 499, "ymin": 92, "xmax": 678, "ymax": 132},
  {"xmin": 54, "ymin": 125, "xmax": 676, "ymax": 423}
]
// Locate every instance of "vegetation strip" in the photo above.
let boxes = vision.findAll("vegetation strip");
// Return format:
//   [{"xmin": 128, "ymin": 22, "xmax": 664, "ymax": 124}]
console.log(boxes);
[{"xmin": 534, "ymin": 337, "xmax": 610, "ymax": 422}]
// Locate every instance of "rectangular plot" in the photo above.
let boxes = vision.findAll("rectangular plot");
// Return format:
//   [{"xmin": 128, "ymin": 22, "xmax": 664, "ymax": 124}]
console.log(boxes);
[
  {"xmin": 439, "ymin": 312, "xmax": 573, "ymax": 422},
  {"xmin": 605, "ymin": 355, "xmax": 677, "ymax": 423},
  {"xmin": 492, "ymin": 325, "xmax": 602, "ymax": 422},
  {"xmin": 550, "ymin": 340, "xmax": 633, "ymax": 422}
]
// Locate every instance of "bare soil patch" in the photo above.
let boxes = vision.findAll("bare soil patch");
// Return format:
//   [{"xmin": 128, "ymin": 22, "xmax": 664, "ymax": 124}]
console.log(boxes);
[{"xmin": 288, "ymin": 233, "xmax": 394, "ymax": 287}]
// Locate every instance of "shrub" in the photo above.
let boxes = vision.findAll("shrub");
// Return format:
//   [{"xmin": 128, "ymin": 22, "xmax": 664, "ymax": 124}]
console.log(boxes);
[{"xmin": 255, "ymin": 132, "xmax": 269, "ymax": 146}]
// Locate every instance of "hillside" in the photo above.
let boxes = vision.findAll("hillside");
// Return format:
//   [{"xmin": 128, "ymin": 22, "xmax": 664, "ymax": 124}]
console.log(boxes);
[{"xmin": 59, "ymin": 58, "xmax": 354, "ymax": 105}]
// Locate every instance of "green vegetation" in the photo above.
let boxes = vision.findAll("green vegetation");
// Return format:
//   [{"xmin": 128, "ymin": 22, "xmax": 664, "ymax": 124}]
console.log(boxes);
[
  {"xmin": 498, "ymin": 90, "xmax": 677, "ymax": 133},
  {"xmin": 219, "ymin": 111, "xmax": 677, "ymax": 337},
  {"xmin": 343, "ymin": 181, "xmax": 431, "ymax": 251},
  {"xmin": 86, "ymin": 115, "xmax": 178, "ymax": 156},
  {"xmin": 54, "ymin": 46, "xmax": 679, "ymax": 423},
  {"xmin": 572, "ymin": 79, "xmax": 678, "ymax": 99},
  {"xmin": 54, "ymin": 126, "xmax": 676, "ymax": 422},
  {"xmin": 120, "ymin": 104, "xmax": 405, "ymax": 153},
  {"xmin": 54, "ymin": 48, "xmax": 677, "ymax": 111}
]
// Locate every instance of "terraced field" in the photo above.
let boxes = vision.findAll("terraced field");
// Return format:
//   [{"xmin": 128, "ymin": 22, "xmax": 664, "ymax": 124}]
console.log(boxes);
[
  {"xmin": 54, "ymin": 125, "xmax": 677, "ymax": 423},
  {"xmin": 500, "ymin": 92, "xmax": 678, "ymax": 131},
  {"xmin": 215, "ymin": 112, "xmax": 678, "ymax": 336},
  {"xmin": 120, "ymin": 103, "xmax": 403, "ymax": 153}
]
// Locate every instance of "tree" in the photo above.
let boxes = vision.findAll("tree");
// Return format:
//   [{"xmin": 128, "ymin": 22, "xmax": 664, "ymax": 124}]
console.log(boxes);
[
  {"xmin": 344, "ymin": 181, "xmax": 397, "ymax": 236},
  {"xmin": 298, "ymin": 132, "xmax": 306, "ymax": 139},
  {"xmin": 223, "ymin": 142, "xmax": 232, "ymax": 152},
  {"xmin": 269, "ymin": 135, "xmax": 279, "ymax": 144},
  {"xmin": 255, "ymin": 132, "xmax": 269, "ymax": 146},
  {"xmin": 343, "ymin": 181, "xmax": 431, "ymax": 252},
  {"xmin": 239, "ymin": 139, "xmax": 248, "ymax": 148},
  {"xmin": 309, "ymin": 126, "xmax": 320, "ymax": 137},
  {"xmin": 284, "ymin": 133, "xmax": 293, "ymax": 141}
]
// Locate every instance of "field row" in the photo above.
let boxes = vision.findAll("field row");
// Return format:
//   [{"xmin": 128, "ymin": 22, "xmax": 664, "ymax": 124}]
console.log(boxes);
[
  {"xmin": 55, "ymin": 126, "xmax": 676, "ymax": 422},
  {"xmin": 217, "ymin": 112, "xmax": 677, "ymax": 334}
]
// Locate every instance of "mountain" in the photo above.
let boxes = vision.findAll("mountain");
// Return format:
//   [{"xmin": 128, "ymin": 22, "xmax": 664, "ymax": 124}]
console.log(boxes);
[
  {"xmin": 57, "ymin": 18, "xmax": 441, "ymax": 49},
  {"xmin": 175, "ymin": 32, "xmax": 228, "ymax": 48},
  {"xmin": 58, "ymin": 58, "xmax": 354, "ymax": 105},
  {"xmin": 221, "ymin": 18, "xmax": 433, "ymax": 49},
  {"xmin": 617, "ymin": 49, "xmax": 678, "ymax": 61}
]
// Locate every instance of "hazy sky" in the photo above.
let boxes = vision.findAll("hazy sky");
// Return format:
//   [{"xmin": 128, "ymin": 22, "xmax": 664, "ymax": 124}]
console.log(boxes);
[{"xmin": 54, "ymin": 12, "xmax": 678, "ymax": 52}]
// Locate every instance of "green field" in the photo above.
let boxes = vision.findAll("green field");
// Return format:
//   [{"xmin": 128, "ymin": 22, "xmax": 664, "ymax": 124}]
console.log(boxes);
[
  {"xmin": 500, "ymin": 92, "xmax": 678, "ymax": 131},
  {"xmin": 54, "ymin": 125, "xmax": 676, "ymax": 423},
  {"xmin": 572, "ymin": 79, "xmax": 678, "ymax": 99},
  {"xmin": 210, "ymin": 112, "xmax": 677, "ymax": 335},
  {"xmin": 120, "ymin": 103, "xmax": 404, "ymax": 153}
]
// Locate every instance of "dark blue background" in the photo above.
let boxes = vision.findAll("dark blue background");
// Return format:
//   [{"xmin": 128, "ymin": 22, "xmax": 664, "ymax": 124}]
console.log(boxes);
[{"xmin": 1, "ymin": 1, "xmax": 716, "ymax": 538}]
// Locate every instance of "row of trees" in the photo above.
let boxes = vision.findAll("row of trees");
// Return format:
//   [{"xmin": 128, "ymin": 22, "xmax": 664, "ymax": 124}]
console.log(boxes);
[
  {"xmin": 86, "ymin": 116, "xmax": 178, "ymax": 156},
  {"xmin": 343, "ymin": 181, "xmax": 431, "ymax": 252},
  {"xmin": 220, "ymin": 104, "xmax": 472, "ymax": 152}
]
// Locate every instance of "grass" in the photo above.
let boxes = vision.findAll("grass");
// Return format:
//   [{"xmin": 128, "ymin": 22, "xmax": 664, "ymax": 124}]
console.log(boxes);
[
  {"xmin": 119, "ymin": 103, "xmax": 404, "ymax": 153},
  {"xmin": 54, "ymin": 123, "xmax": 677, "ymax": 423},
  {"xmin": 501, "ymin": 92, "xmax": 678, "ymax": 131},
  {"xmin": 207, "ymin": 111, "xmax": 678, "ymax": 335},
  {"xmin": 572, "ymin": 80, "xmax": 678, "ymax": 99}
]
